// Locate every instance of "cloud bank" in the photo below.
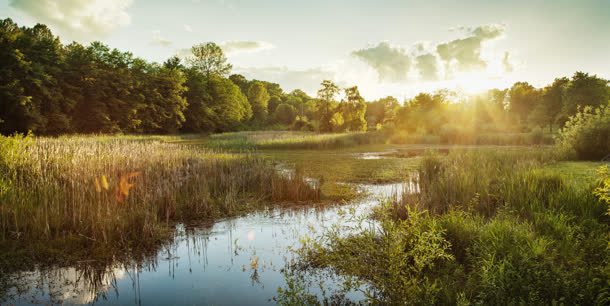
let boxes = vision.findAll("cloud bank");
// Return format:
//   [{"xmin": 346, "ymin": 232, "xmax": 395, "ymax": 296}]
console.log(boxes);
[
  {"xmin": 352, "ymin": 42, "xmax": 411, "ymax": 82},
  {"xmin": 9, "ymin": 0, "xmax": 134, "ymax": 41},
  {"xmin": 351, "ymin": 24, "xmax": 514, "ymax": 83}
]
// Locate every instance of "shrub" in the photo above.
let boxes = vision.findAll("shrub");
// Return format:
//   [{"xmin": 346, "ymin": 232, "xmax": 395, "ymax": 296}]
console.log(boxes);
[{"xmin": 555, "ymin": 105, "xmax": 610, "ymax": 160}]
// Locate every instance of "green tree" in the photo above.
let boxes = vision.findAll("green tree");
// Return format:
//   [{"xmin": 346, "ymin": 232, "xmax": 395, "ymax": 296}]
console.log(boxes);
[
  {"xmin": 182, "ymin": 71, "xmax": 251, "ymax": 132},
  {"xmin": 366, "ymin": 96, "xmax": 399, "ymax": 128},
  {"xmin": 531, "ymin": 77, "xmax": 569, "ymax": 132},
  {"xmin": 317, "ymin": 80, "xmax": 340, "ymax": 132},
  {"xmin": 247, "ymin": 81, "xmax": 270, "ymax": 123},
  {"xmin": 135, "ymin": 61, "xmax": 188, "ymax": 133},
  {"xmin": 229, "ymin": 74, "xmax": 249, "ymax": 93},
  {"xmin": 561, "ymin": 72, "xmax": 609, "ymax": 123},
  {"xmin": 342, "ymin": 86, "xmax": 367, "ymax": 131},
  {"xmin": 274, "ymin": 103, "xmax": 297, "ymax": 125},
  {"xmin": 188, "ymin": 42, "xmax": 232, "ymax": 77},
  {"xmin": 508, "ymin": 82, "xmax": 541, "ymax": 126}
]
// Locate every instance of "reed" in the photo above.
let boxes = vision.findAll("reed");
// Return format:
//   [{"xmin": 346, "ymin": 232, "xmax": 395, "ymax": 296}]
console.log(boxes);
[
  {"xmin": 281, "ymin": 149, "xmax": 609, "ymax": 305},
  {"xmin": 0, "ymin": 134, "xmax": 319, "ymax": 268},
  {"xmin": 196, "ymin": 131, "xmax": 386, "ymax": 150}
]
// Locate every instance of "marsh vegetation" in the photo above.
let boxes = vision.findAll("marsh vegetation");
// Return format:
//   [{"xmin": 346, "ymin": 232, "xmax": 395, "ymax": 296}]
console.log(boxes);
[{"xmin": 0, "ymin": 14, "xmax": 609, "ymax": 306}]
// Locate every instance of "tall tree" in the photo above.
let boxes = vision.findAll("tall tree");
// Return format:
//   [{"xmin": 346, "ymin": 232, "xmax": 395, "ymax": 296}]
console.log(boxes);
[
  {"xmin": 561, "ymin": 72, "xmax": 609, "ymax": 122},
  {"xmin": 342, "ymin": 86, "xmax": 367, "ymax": 131},
  {"xmin": 316, "ymin": 80, "xmax": 340, "ymax": 132},
  {"xmin": 247, "ymin": 81, "xmax": 270, "ymax": 124},
  {"xmin": 533, "ymin": 77, "xmax": 569, "ymax": 131},
  {"xmin": 508, "ymin": 82, "xmax": 541, "ymax": 126},
  {"xmin": 187, "ymin": 42, "xmax": 232, "ymax": 77}
]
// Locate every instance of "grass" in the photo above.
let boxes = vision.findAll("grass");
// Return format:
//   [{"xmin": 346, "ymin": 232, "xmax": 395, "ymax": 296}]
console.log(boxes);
[
  {"xmin": 280, "ymin": 149, "xmax": 610, "ymax": 305},
  {"xmin": 0, "ymin": 134, "xmax": 320, "ymax": 273},
  {"xmin": 178, "ymin": 131, "xmax": 387, "ymax": 150}
]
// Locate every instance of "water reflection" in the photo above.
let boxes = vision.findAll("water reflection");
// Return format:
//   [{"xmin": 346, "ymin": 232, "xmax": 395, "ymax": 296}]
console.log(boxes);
[{"xmin": 4, "ymin": 182, "xmax": 409, "ymax": 305}]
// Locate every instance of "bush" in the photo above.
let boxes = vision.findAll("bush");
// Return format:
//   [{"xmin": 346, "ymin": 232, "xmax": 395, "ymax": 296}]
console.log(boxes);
[{"xmin": 555, "ymin": 105, "xmax": 610, "ymax": 160}]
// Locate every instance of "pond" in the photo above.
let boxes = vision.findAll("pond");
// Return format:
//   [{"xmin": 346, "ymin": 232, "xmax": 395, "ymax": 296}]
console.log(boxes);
[{"xmin": 4, "ymin": 182, "xmax": 410, "ymax": 305}]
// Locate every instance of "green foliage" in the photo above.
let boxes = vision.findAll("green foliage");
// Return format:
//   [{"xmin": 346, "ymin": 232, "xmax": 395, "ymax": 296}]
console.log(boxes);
[
  {"xmin": 187, "ymin": 42, "xmax": 232, "ymax": 77},
  {"xmin": 341, "ymin": 86, "xmax": 367, "ymax": 132},
  {"xmin": 282, "ymin": 150, "xmax": 609, "ymax": 305},
  {"xmin": 247, "ymin": 81, "xmax": 270, "ymax": 123},
  {"xmin": 562, "ymin": 72, "xmax": 610, "ymax": 122},
  {"xmin": 316, "ymin": 80, "xmax": 340, "ymax": 132},
  {"xmin": 509, "ymin": 81, "xmax": 541, "ymax": 125},
  {"xmin": 593, "ymin": 165, "xmax": 610, "ymax": 216},
  {"xmin": 365, "ymin": 96, "xmax": 399, "ymax": 129},
  {"xmin": 274, "ymin": 103, "xmax": 297, "ymax": 125},
  {"xmin": 555, "ymin": 105, "xmax": 610, "ymax": 160}
]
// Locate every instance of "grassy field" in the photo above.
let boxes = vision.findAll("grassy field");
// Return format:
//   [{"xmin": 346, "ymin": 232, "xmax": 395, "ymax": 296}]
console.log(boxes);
[{"xmin": 175, "ymin": 131, "xmax": 387, "ymax": 150}]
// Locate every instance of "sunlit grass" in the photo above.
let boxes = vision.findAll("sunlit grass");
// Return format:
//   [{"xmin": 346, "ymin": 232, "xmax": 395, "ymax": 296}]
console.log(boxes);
[
  {"xmin": 0, "ymin": 134, "xmax": 320, "ymax": 270},
  {"xmin": 184, "ymin": 131, "xmax": 386, "ymax": 150}
]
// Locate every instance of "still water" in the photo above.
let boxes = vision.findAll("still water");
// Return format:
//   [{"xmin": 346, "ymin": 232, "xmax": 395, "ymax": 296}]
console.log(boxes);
[{"xmin": 5, "ymin": 183, "xmax": 408, "ymax": 305}]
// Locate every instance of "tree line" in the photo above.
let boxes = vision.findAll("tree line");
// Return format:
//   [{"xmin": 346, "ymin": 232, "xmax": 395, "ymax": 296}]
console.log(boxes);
[{"xmin": 1, "ymin": 19, "xmax": 608, "ymax": 136}]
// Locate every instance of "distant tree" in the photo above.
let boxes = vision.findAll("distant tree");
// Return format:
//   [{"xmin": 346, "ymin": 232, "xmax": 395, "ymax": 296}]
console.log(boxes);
[
  {"xmin": 396, "ymin": 92, "xmax": 448, "ymax": 134},
  {"xmin": 366, "ymin": 96, "xmax": 399, "ymax": 128},
  {"xmin": 188, "ymin": 42, "xmax": 232, "ymax": 77},
  {"xmin": 247, "ymin": 81, "xmax": 270, "ymax": 123},
  {"xmin": 135, "ymin": 61, "xmax": 188, "ymax": 133},
  {"xmin": 182, "ymin": 71, "xmax": 251, "ymax": 132},
  {"xmin": 508, "ymin": 82, "xmax": 541, "ymax": 126},
  {"xmin": 330, "ymin": 112, "xmax": 344, "ymax": 132},
  {"xmin": 561, "ymin": 72, "xmax": 609, "ymax": 123},
  {"xmin": 163, "ymin": 56, "xmax": 183, "ymax": 69},
  {"xmin": 317, "ymin": 80, "xmax": 340, "ymax": 132},
  {"xmin": 211, "ymin": 76, "xmax": 252, "ymax": 130},
  {"xmin": 342, "ymin": 86, "xmax": 367, "ymax": 131},
  {"xmin": 274, "ymin": 103, "xmax": 297, "ymax": 125},
  {"xmin": 534, "ymin": 77, "xmax": 569, "ymax": 132}
]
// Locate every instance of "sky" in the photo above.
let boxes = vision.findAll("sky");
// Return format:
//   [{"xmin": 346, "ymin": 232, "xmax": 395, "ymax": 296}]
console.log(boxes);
[{"xmin": 2, "ymin": 0, "xmax": 609, "ymax": 100}]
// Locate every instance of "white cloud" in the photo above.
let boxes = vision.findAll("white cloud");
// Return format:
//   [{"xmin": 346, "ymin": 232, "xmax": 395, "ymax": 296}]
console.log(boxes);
[
  {"xmin": 351, "ymin": 23, "xmax": 514, "ymax": 86},
  {"xmin": 183, "ymin": 24, "xmax": 193, "ymax": 32},
  {"xmin": 151, "ymin": 30, "xmax": 171, "ymax": 47},
  {"xmin": 9, "ymin": 0, "xmax": 133, "ymax": 41},
  {"xmin": 220, "ymin": 41, "xmax": 275, "ymax": 55},
  {"xmin": 436, "ymin": 24, "xmax": 506, "ymax": 73},
  {"xmin": 352, "ymin": 42, "xmax": 411, "ymax": 82}
]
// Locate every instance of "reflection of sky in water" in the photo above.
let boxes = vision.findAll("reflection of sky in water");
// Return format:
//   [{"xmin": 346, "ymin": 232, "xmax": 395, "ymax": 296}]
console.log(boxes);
[{"xmin": 6, "ymin": 183, "xmax": 409, "ymax": 305}]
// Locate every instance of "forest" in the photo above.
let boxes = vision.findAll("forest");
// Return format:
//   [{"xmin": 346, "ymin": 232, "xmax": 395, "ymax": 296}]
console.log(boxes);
[{"xmin": 1, "ymin": 18, "xmax": 608, "ymax": 141}]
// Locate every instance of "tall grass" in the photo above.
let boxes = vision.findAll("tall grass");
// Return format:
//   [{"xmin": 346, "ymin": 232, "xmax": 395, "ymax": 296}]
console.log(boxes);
[
  {"xmin": 281, "ymin": 149, "xmax": 609, "ymax": 305},
  {"xmin": 197, "ymin": 131, "xmax": 386, "ymax": 150},
  {"xmin": 0, "ymin": 134, "xmax": 319, "ymax": 268},
  {"xmin": 387, "ymin": 130, "xmax": 555, "ymax": 145},
  {"xmin": 405, "ymin": 150, "xmax": 605, "ymax": 219}
]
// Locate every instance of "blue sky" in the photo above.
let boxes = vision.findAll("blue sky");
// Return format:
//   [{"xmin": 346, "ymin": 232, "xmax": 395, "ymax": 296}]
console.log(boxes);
[{"xmin": 3, "ymin": 0, "xmax": 609, "ymax": 99}]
